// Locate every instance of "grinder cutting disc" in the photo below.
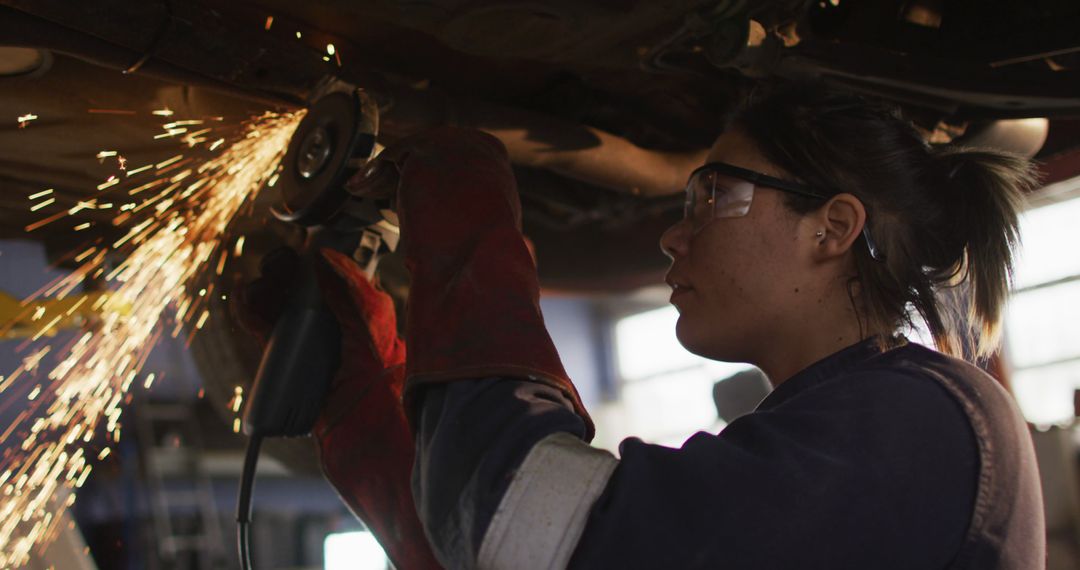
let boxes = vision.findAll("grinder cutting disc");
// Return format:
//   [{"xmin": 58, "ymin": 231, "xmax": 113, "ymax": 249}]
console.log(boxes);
[{"xmin": 274, "ymin": 85, "xmax": 378, "ymax": 226}]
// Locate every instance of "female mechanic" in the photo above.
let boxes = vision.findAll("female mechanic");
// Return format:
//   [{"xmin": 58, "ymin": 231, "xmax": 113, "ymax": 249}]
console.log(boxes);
[{"xmin": 243, "ymin": 83, "xmax": 1044, "ymax": 569}]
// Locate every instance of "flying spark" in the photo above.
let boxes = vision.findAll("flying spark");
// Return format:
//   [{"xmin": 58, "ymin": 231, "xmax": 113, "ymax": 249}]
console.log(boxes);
[
  {"xmin": 29, "ymin": 199, "xmax": 55, "ymax": 212},
  {"xmin": 126, "ymin": 164, "xmax": 152, "ymax": 177},
  {"xmin": 155, "ymin": 155, "xmax": 182, "ymax": 169},
  {"xmin": 17, "ymin": 114, "xmax": 38, "ymax": 128},
  {"xmin": 229, "ymin": 386, "xmax": 244, "ymax": 413},
  {"xmin": 0, "ymin": 109, "xmax": 305, "ymax": 566},
  {"xmin": 97, "ymin": 176, "xmax": 119, "ymax": 191}
]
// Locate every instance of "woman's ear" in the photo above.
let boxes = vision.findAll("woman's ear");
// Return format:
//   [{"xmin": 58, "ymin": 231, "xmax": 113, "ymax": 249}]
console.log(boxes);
[{"xmin": 808, "ymin": 193, "xmax": 866, "ymax": 262}]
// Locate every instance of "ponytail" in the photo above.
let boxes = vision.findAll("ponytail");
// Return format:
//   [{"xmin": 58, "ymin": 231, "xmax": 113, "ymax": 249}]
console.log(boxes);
[{"xmin": 917, "ymin": 148, "xmax": 1035, "ymax": 358}]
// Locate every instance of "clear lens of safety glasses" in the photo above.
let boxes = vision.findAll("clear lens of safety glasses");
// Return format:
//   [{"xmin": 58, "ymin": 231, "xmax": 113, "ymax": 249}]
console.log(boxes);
[{"xmin": 684, "ymin": 169, "xmax": 755, "ymax": 233}]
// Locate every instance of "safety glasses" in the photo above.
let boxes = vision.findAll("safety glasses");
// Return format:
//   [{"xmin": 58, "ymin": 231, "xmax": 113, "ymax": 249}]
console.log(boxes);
[{"xmin": 683, "ymin": 161, "xmax": 884, "ymax": 260}]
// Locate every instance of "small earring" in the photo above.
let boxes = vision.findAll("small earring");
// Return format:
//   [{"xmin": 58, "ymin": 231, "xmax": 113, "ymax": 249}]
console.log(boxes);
[{"xmin": 815, "ymin": 230, "xmax": 825, "ymax": 238}]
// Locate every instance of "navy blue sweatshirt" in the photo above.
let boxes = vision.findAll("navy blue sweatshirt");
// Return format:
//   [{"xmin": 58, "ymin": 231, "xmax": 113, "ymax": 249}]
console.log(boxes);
[{"xmin": 412, "ymin": 339, "xmax": 1045, "ymax": 569}]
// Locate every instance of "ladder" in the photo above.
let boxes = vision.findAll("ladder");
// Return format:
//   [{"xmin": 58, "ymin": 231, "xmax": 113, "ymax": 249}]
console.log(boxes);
[{"xmin": 133, "ymin": 400, "xmax": 227, "ymax": 570}]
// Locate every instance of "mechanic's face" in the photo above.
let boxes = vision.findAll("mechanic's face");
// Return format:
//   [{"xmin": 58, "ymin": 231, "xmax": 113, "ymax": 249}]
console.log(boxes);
[{"xmin": 660, "ymin": 129, "xmax": 818, "ymax": 368}]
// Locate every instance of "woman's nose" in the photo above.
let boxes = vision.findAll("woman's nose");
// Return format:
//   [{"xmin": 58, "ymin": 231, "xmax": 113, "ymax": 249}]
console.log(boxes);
[{"xmin": 659, "ymin": 217, "xmax": 692, "ymax": 260}]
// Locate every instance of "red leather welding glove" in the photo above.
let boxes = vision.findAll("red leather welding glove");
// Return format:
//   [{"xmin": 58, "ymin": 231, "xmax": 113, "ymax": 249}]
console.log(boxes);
[
  {"xmin": 235, "ymin": 248, "xmax": 442, "ymax": 570},
  {"xmin": 350, "ymin": 127, "xmax": 595, "ymax": 439}
]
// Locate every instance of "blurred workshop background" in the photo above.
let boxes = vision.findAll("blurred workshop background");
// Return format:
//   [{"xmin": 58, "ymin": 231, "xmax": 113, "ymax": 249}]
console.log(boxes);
[{"xmin": 4, "ymin": 0, "xmax": 1080, "ymax": 568}]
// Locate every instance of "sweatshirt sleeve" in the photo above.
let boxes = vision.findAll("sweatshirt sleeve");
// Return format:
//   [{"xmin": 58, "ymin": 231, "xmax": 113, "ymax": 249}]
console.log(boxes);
[{"xmin": 411, "ymin": 378, "xmax": 614, "ymax": 569}]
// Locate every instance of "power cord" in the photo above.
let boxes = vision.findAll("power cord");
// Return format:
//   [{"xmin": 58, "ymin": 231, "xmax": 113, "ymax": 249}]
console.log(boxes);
[{"xmin": 236, "ymin": 435, "xmax": 263, "ymax": 570}]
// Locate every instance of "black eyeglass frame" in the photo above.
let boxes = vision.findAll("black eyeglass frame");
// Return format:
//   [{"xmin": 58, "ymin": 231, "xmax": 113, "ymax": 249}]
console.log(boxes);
[{"xmin": 685, "ymin": 161, "xmax": 885, "ymax": 261}]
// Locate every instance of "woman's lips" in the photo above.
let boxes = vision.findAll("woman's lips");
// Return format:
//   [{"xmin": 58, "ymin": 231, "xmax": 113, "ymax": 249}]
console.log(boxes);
[
  {"xmin": 666, "ymin": 276, "xmax": 694, "ymax": 302},
  {"xmin": 671, "ymin": 284, "xmax": 693, "ymax": 297}
]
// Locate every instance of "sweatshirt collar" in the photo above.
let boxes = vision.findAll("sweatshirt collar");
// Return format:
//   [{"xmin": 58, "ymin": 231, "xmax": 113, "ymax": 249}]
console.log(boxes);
[{"xmin": 755, "ymin": 337, "xmax": 887, "ymax": 411}]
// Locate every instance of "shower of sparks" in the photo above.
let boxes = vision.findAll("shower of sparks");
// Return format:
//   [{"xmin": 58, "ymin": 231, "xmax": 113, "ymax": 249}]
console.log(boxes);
[{"xmin": 0, "ymin": 109, "xmax": 305, "ymax": 566}]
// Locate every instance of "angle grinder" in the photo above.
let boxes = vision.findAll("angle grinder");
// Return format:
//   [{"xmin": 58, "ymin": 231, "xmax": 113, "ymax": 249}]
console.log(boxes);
[
  {"xmin": 235, "ymin": 79, "xmax": 399, "ymax": 570},
  {"xmin": 243, "ymin": 79, "xmax": 397, "ymax": 438}
]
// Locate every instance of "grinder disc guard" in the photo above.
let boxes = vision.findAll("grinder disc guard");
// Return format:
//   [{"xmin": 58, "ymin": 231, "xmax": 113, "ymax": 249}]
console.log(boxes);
[{"xmin": 273, "ymin": 85, "xmax": 378, "ymax": 226}]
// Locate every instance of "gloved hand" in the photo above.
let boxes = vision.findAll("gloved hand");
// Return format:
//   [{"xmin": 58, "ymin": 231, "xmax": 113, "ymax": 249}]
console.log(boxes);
[
  {"xmin": 234, "ymin": 247, "xmax": 442, "ymax": 570},
  {"xmin": 347, "ymin": 127, "xmax": 595, "ymax": 439}
]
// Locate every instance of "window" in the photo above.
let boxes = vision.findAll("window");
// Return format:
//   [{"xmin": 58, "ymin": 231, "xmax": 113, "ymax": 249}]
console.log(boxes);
[
  {"xmin": 593, "ymin": 305, "xmax": 756, "ymax": 450},
  {"xmin": 324, "ymin": 531, "xmax": 388, "ymax": 570},
  {"xmin": 1005, "ymin": 193, "xmax": 1080, "ymax": 426}
]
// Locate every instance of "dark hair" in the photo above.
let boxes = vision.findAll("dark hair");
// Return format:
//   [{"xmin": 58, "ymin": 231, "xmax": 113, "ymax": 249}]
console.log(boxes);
[{"xmin": 733, "ymin": 84, "xmax": 1036, "ymax": 359}]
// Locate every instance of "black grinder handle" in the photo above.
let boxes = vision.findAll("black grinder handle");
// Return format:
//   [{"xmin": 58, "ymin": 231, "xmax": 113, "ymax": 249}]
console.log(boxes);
[{"xmin": 241, "ymin": 237, "xmax": 344, "ymax": 438}]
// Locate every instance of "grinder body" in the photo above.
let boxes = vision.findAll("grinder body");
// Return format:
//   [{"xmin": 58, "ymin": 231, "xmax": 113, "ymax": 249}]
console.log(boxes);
[{"xmin": 241, "ymin": 82, "xmax": 390, "ymax": 438}]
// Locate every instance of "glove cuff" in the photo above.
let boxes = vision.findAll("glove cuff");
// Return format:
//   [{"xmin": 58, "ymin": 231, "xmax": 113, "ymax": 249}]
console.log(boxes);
[
  {"xmin": 405, "ymin": 365, "xmax": 595, "ymax": 440},
  {"xmin": 401, "ymin": 220, "xmax": 596, "ymax": 440},
  {"xmin": 315, "ymin": 374, "xmax": 443, "ymax": 570}
]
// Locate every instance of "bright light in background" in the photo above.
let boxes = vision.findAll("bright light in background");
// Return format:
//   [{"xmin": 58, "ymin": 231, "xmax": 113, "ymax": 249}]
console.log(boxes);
[
  {"xmin": 325, "ymin": 531, "xmax": 388, "ymax": 570},
  {"xmin": 1007, "ymin": 281, "xmax": 1080, "ymax": 369},
  {"xmin": 1011, "ymin": 196, "xmax": 1080, "ymax": 290},
  {"xmin": 902, "ymin": 311, "xmax": 935, "ymax": 348},
  {"xmin": 615, "ymin": 306, "xmax": 750, "ymax": 381},
  {"xmin": 602, "ymin": 306, "xmax": 754, "ymax": 449},
  {"xmin": 1005, "ymin": 193, "xmax": 1080, "ymax": 426}
]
